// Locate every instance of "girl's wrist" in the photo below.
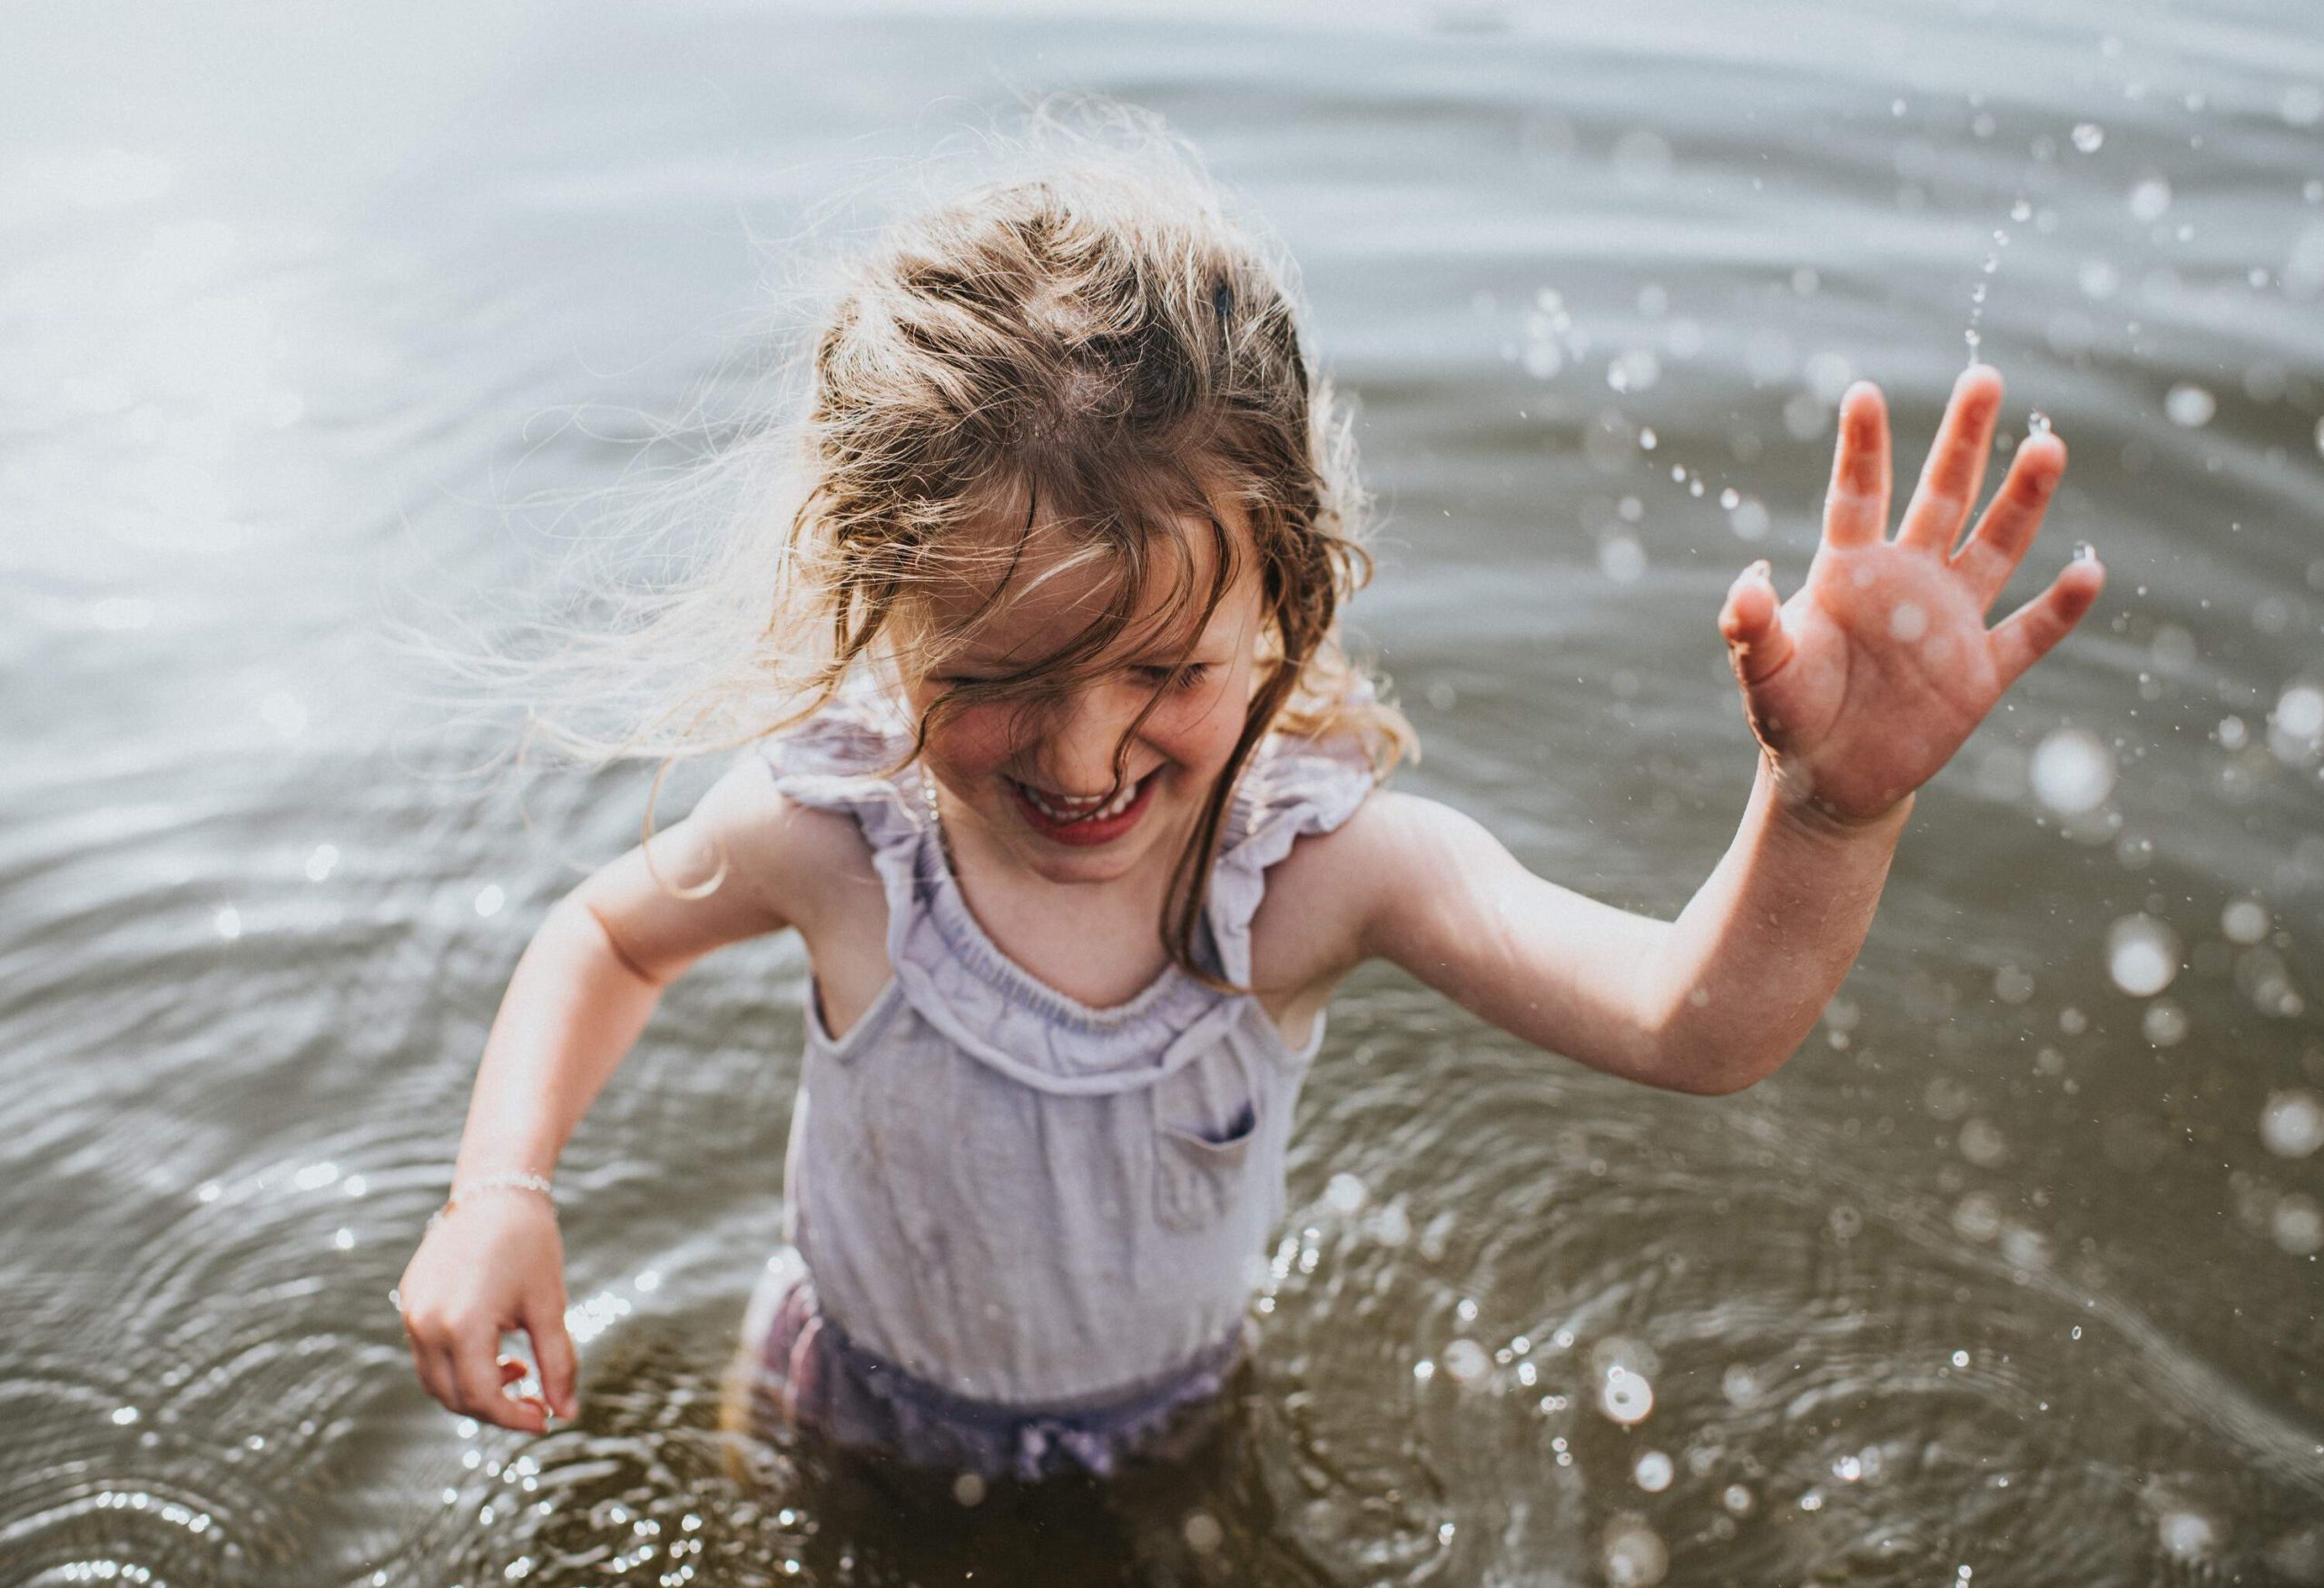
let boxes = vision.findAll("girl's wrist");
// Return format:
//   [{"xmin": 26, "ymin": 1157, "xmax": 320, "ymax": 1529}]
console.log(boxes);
[{"xmin": 427, "ymin": 1169, "xmax": 556, "ymax": 1232}]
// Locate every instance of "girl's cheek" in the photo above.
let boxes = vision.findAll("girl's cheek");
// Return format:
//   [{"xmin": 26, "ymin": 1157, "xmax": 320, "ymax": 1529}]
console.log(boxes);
[
  {"xmin": 1155, "ymin": 686, "xmax": 1245, "ymax": 763},
  {"xmin": 924, "ymin": 704, "xmax": 1019, "ymax": 779}
]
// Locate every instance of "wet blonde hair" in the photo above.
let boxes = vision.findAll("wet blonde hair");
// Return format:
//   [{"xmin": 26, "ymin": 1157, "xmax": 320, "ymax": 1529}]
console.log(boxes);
[{"xmin": 457, "ymin": 105, "xmax": 1412, "ymax": 982}]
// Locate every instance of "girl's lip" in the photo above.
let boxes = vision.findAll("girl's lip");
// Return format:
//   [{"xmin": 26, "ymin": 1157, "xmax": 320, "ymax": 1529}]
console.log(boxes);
[{"xmin": 1007, "ymin": 769, "xmax": 1161, "ymax": 847}]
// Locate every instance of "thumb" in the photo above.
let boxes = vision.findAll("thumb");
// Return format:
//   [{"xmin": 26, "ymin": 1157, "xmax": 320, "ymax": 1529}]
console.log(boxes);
[
  {"xmin": 1718, "ymin": 559, "xmax": 1793, "ymax": 687},
  {"xmin": 525, "ymin": 1287, "xmax": 579, "ymax": 1420}
]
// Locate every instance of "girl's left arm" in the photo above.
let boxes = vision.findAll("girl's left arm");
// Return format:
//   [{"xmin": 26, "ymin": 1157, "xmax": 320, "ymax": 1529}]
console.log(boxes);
[{"xmin": 1324, "ymin": 363, "xmax": 2104, "ymax": 1093}]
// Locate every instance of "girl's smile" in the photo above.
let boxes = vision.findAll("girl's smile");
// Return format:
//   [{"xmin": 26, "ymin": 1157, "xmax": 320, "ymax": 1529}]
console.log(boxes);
[{"xmin": 1005, "ymin": 765, "xmax": 1163, "ymax": 846}]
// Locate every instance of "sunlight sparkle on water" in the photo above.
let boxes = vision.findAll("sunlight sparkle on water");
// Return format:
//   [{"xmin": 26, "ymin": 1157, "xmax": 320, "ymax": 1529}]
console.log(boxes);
[
  {"xmin": 2030, "ymin": 727, "xmax": 2114, "ymax": 814},
  {"xmin": 2106, "ymin": 914, "xmax": 2181, "ymax": 997}
]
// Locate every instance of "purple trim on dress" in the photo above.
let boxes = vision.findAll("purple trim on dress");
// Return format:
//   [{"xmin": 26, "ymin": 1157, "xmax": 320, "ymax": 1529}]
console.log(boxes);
[{"xmin": 741, "ymin": 1268, "xmax": 1246, "ymax": 1483}]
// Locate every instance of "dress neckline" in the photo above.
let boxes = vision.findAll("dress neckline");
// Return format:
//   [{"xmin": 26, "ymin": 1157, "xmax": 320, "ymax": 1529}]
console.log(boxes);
[{"xmin": 904, "ymin": 758, "xmax": 1218, "ymax": 1032}]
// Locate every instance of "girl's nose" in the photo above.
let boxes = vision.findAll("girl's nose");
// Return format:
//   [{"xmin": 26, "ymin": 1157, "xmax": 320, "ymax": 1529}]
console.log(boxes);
[{"xmin": 1036, "ymin": 688, "xmax": 1139, "ymax": 795}]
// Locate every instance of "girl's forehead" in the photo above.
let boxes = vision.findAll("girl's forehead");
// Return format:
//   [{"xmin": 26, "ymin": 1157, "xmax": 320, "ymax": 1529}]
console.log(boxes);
[{"xmin": 921, "ymin": 508, "xmax": 1258, "ymax": 664}]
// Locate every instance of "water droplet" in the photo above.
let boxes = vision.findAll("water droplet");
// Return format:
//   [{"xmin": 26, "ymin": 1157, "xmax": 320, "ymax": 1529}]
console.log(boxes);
[
  {"xmin": 1888, "ymin": 601, "xmax": 1929, "ymax": 642},
  {"xmin": 1951, "ymin": 1349, "xmax": 1971, "ymax": 1368},
  {"xmin": 1182, "ymin": 1511, "xmax": 1225, "ymax": 1553},
  {"xmin": 112, "ymin": 1406, "xmax": 140, "ymax": 1425},
  {"xmin": 1954, "ymin": 1191, "xmax": 2003, "ymax": 1241},
  {"xmin": 2141, "ymin": 999, "xmax": 2188, "ymax": 1047},
  {"xmin": 1722, "ymin": 1484, "xmax": 1755, "ymax": 1515},
  {"xmin": 951, "ymin": 1472, "xmax": 985, "ymax": 1507},
  {"xmin": 1601, "ymin": 1517, "xmax": 1669, "ymax": 1587},
  {"xmin": 2221, "ymin": 893, "xmax": 2275, "ymax": 941},
  {"xmin": 2159, "ymin": 1508, "xmax": 2219, "ymax": 1560},
  {"xmin": 2072, "ymin": 122, "xmax": 2105, "ymax": 153},
  {"xmin": 2270, "ymin": 682, "xmax": 2324, "ymax": 764},
  {"xmin": 1324, "ymin": 1171, "xmax": 1368, "ymax": 1215},
  {"xmin": 2129, "ymin": 175, "xmax": 2172, "ymax": 222},
  {"xmin": 1443, "ymin": 1338, "xmax": 1492, "ymax": 1383},
  {"xmin": 1633, "ymin": 1450, "xmax": 1674, "ymax": 1492},
  {"xmin": 2026, "ymin": 410, "xmax": 2052, "ymax": 437},
  {"xmin": 2071, "ymin": 540, "xmax": 2096, "ymax": 563},
  {"xmin": 2031, "ymin": 727, "xmax": 2115, "ymax": 814},
  {"xmin": 1600, "ymin": 535, "xmax": 1648, "ymax": 584},
  {"xmin": 2106, "ymin": 914, "xmax": 2182, "ymax": 997},
  {"xmin": 1599, "ymin": 1366, "xmax": 1655, "ymax": 1425},
  {"xmin": 212, "ymin": 904, "xmax": 242, "ymax": 941},
  {"xmin": 475, "ymin": 884, "xmax": 506, "ymax": 918},
  {"xmin": 305, "ymin": 843, "xmax": 340, "ymax": 883},
  {"xmin": 2274, "ymin": 1193, "xmax": 2324, "ymax": 1256},
  {"xmin": 2261, "ymin": 1091, "xmax": 2324, "ymax": 1159},
  {"xmin": 1959, "ymin": 1118, "xmax": 2009, "ymax": 1168},
  {"xmin": 2164, "ymin": 383, "xmax": 2216, "ymax": 428}
]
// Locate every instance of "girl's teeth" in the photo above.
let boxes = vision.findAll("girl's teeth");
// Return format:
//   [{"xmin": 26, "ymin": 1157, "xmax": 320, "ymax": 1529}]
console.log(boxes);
[{"xmin": 1024, "ymin": 775, "xmax": 1142, "ymax": 824}]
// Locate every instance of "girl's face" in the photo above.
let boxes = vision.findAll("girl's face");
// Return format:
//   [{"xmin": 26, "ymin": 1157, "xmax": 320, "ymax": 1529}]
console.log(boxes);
[{"xmin": 902, "ymin": 514, "xmax": 1265, "ymax": 892}]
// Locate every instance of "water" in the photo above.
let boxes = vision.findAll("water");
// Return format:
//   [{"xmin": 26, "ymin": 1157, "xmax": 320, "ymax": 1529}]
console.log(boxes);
[{"xmin": 5, "ymin": 2, "xmax": 2323, "ymax": 1583}]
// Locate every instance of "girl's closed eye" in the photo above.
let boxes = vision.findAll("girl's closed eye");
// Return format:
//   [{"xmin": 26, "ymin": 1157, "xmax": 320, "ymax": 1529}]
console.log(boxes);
[{"xmin": 1136, "ymin": 663, "xmax": 1209, "ymax": 692}]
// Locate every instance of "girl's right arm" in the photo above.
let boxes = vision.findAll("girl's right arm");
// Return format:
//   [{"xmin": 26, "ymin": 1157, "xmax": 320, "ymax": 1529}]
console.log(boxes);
[{"xmin": 396, "ymin": 755, "xmax": 835, "ymax": 1433}]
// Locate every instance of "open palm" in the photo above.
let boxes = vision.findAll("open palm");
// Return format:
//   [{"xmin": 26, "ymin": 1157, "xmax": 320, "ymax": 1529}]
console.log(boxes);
[{"xmin": 1718, "ymin": 364, "xmax": 2106, "ymax": 824}]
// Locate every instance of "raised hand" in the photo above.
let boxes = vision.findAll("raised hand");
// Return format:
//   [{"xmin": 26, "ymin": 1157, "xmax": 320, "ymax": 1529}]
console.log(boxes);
[{"xmin": 1716, "ymin": 363, "xmax": 2105, "ymax": 824}]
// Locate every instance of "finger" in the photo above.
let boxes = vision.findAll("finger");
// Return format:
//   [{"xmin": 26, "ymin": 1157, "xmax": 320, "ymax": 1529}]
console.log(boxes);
[
  {"xmin": 1823, "ymin": 381, "xmax": 1891, "ymax": 548},
  {"xmin": 1988, "ymin": 553, "xmax": 2105, "ymax": 689},
  {"xmin": 409, "ymin": 1331, "xmax": 452, "ymax": 1409},
  {"xmin": 526, "ymin": 1291, "xmax": 581, "ymax": 1421},
  {"xmin": 1718, "ymin": 559, "xmax": 1794, "ymax": 686},
  {"xmin": 501, "ymin": 1355, "xmax": 554, "ymax": 1423},
  {"xmin": 1951, "ymin": 430, "xmax": 2066, "ymax": 611},
  {"xmin": 452, "ymin": 1332, "xmax": 544, "ymax": 1435},
  {"xmin": 1898, "ymin": 363, "xmax": 2004, "ymax": 554},
  {"xmin": 427, "ymin": 1340, "xmax": 468, "ymax": 1418}
]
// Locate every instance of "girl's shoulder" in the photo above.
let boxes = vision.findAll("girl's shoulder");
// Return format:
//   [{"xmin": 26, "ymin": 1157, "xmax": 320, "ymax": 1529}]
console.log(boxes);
[{"xmin": 1240, "ymin": 778, "xmax": 1461, "ymax": 1002}]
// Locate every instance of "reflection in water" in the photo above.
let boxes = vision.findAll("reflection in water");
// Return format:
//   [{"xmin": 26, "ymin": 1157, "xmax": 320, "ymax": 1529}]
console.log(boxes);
[{"xmin": 4, "ymin": 2, "xmax": 2322, "ymax": 1583}]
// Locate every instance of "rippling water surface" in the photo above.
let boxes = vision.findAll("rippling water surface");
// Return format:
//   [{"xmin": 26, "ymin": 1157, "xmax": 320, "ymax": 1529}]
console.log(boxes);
[{"xmin": 5, "ymin": 3, "xmax": 2323, "ymax": 1583}]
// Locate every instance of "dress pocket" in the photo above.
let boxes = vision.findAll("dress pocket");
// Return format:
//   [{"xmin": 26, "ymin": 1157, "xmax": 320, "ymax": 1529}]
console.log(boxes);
[{"xmin": 1152, "ymin": 1097, "xmax": 1258, "ymax": 1233}]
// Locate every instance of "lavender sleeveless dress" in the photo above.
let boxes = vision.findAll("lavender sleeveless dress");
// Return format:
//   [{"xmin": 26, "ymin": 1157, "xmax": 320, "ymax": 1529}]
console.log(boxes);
[{"xmin": 729, "ymin": 689, "xmax": 1375, "ymax": 1482}]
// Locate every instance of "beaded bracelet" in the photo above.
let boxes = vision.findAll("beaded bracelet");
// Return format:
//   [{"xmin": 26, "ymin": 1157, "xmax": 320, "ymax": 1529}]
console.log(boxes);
[{"xmin": 425, "ymin": 1169, "xmax": 556, "ymax": 1232}]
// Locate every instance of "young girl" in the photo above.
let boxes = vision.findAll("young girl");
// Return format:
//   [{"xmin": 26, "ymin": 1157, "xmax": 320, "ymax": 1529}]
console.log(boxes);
[{"xmin": 393, "ymin": 131, "xmax": 2104, "ymax": 1486}]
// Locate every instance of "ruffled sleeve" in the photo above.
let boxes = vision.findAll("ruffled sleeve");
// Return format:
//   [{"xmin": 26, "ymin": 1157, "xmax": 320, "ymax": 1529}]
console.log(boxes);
[
  {"xmin": 1205, "ymin": 728, "xmax": 1379, "ymax": 987},
  {"xmin": 753, "ymin": 688, "xmax": 929, "ymax": 961}
]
